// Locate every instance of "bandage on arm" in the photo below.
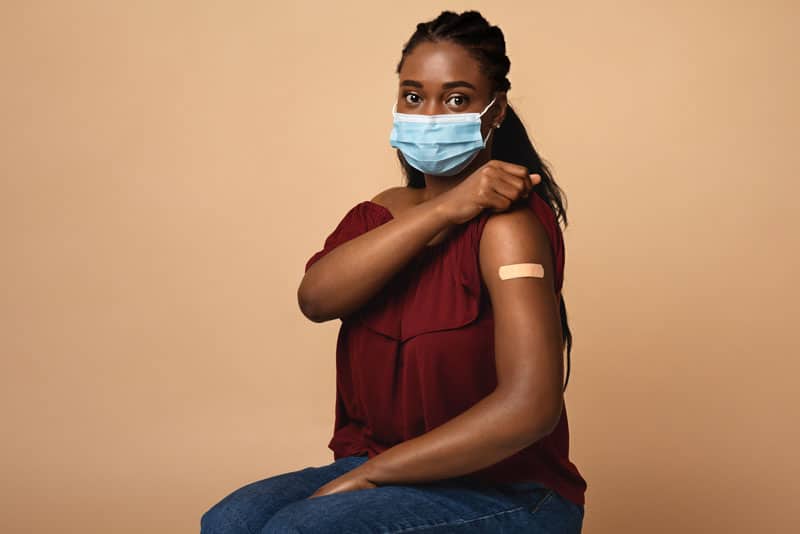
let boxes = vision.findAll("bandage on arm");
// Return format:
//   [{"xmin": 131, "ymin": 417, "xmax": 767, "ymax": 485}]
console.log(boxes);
[{"xmin": 498, "ymin": 262, "xmax": 544, "ymax": 280}]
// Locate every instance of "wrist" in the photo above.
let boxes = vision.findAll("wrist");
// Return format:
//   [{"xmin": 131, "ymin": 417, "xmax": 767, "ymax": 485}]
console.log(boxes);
[{"xmin": 348, "ymin": 457, "xmax": 381, "ymax": 484}]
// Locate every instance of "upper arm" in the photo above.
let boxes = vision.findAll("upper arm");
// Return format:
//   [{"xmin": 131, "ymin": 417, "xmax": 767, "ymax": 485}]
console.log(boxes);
[{"xmin": 479, "ymin": 204, "xmax": 564, "ymax": 432}]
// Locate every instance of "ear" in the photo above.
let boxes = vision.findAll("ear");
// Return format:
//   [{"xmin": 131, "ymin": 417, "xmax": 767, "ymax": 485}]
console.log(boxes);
[{"xmin": 493, "ymin": 91, "xmax": 508, "ymax": 128}]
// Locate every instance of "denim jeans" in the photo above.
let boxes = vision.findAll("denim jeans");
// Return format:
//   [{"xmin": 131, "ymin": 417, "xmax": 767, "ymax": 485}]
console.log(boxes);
[{"xmin": 201, "ymin": 454, "xmax": 584, "ymax": 533}]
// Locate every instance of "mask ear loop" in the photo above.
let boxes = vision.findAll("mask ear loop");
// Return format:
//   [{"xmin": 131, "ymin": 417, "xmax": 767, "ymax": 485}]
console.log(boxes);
[
  {"xmin": 482, "ymin": 124, "xmax": 495, "ymax": 145},
  {"xmin": 479, "ymin": 95, "xmax": 497, "ymax": 117},
  {"xmin": 480, "ymin": 94, "xmax": 499, "ymax": 145}
]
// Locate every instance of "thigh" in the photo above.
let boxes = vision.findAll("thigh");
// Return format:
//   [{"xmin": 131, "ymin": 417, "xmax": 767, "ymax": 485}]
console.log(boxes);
[
  {"xmin": 260, "ymin": 478, "xmax": 583, "ymax": 534},
  {"xmin": 200, "ymin": 455, "xmax": 369, "ymax": 534}
]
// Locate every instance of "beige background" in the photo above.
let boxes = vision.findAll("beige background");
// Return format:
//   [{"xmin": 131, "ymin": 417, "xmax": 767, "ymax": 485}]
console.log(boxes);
[{"xmin": 1, "ymin": 1, "xmax": 798, "ymax": 532}]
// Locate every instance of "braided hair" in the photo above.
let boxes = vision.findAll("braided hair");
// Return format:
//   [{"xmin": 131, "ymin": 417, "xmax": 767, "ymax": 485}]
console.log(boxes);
[{"xmin": 395, "ymin": 10, "xmax": 575, "ymax": 392}]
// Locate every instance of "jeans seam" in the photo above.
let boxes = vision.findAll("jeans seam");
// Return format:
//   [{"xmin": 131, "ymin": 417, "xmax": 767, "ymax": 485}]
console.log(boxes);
[
  {"xmin": 529, "ymin": 489, "xmax": 555, "ymax": 515},
  {"xmin": 385, "ymin": 505, "xmax": 530, "ymax": 533}
]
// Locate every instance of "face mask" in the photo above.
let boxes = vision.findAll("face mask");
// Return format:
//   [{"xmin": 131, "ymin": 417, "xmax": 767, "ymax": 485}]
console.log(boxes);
[{"xmin": 389, "ymin": 96, "xmax": 497, "ymax": 176}]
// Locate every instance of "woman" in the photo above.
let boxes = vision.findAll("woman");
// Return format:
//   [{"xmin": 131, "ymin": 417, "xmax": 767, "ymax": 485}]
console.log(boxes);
[{"xmin": 201, "ymin": 10, "xmax": 586, "ymax": 533}]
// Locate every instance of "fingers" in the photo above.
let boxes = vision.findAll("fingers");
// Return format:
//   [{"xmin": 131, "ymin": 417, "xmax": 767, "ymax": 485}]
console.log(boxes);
[
  {"xmin": 489, "ymin": 160, "xmax": 529, "ymax": 178},
  {"xmin": 485, "ymin": 188, "xmax": 514, "ymax": 212},
  {"xmin": 487, "ymin": 160, "xmax": 541, "ymax": 196},
  {"xmin": 490, "ymin": 177, "xmax": 521, "ymax": 203},
  {"xmin": 483, "ymin": 164, "xmax": 539, "ymax": 199},
  {"xmin": 521, "ymin": 174, "xmax": 540, "ymax": 197}
]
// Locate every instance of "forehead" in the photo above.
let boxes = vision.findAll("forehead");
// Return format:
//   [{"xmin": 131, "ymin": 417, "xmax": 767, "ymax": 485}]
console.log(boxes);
[{"xmin": 399, "ymin": 40, "xmax": 487, "ymax": 89}]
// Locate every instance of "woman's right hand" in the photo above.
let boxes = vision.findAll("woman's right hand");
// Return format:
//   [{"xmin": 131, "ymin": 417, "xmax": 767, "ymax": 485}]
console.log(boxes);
[{"xmin": 435, "ymin": 160, "xmax": 541, "ymax": 225}]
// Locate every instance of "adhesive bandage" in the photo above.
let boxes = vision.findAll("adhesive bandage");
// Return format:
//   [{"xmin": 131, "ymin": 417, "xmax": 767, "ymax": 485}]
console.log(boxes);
[{"xmin": 498, "ymin": 263, "xmax": 544, "ymax": 280}]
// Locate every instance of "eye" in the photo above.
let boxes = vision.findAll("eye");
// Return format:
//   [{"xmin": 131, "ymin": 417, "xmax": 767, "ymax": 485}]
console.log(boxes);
[
  {"xmin": 447, "ymin": 94, "xmax": 469, "ymax": 107},
  {"xmin": 403, "ymin": 92, "xmax": 421, "ymax": 105}
]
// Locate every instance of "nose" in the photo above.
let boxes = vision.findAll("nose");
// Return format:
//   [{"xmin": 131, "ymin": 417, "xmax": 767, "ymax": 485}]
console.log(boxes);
[{"xmin": 422, "ymin": 102, "xmax": 448, "ymax": 115}]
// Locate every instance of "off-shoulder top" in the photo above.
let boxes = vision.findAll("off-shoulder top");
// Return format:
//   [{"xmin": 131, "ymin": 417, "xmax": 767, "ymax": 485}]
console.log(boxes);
[{"xmin": 303, "ymin": 192, "xmax": 587, "ymax": 507}]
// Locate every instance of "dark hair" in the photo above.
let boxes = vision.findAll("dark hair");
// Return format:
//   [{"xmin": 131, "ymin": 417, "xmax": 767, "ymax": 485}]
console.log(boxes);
[{"xmin": 395, "ymin": 10, "xmax": 574, "ymax": 392}]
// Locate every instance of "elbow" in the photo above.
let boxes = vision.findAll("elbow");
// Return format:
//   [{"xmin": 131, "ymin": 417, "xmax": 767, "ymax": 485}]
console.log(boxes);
[
  {"xmin": 297, "ymin": 279, "xmax": 325, "ymax": 323},
  {"xmin": 298, "ymin": 299, "xmax": 321, "ymax": 323},
  {"xmin": 514, "ymin": 395, "xmax": 564, "ymax": 446},
  {"xmin": 538, "ymin": 397, "xmax": 563, "ymax": 436}
]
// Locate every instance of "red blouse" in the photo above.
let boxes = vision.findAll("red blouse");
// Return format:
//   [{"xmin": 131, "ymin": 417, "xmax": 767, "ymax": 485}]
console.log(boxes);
[{"xmin": 304, "ymin": 193, "xmax": 587, "ymax": 507}]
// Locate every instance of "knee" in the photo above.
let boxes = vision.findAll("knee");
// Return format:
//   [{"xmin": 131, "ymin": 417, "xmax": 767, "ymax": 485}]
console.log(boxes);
[{"xmin": 200, "ymin": 499, "xmax": 250, "ymax": 534}]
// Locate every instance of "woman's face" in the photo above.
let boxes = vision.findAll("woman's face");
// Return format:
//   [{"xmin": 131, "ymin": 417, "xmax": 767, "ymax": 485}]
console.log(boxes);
[{"xmin": 396, "ymin": 40, "xmax": 504, "ymax": 131}]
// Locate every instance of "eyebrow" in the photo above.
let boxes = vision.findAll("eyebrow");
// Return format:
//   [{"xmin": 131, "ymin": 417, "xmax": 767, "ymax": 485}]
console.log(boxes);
[{"xmin": 400, "ymin": 79, "xmax": 477, "ymax": 90}]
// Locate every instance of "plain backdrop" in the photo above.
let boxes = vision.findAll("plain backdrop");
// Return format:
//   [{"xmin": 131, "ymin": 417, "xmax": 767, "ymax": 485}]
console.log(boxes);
[{"xmin": 1, "ymin": 1, "xmax": 798, "ymax": 533}]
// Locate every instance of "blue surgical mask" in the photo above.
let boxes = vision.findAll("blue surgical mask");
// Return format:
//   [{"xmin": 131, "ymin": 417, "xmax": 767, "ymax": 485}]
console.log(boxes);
[{"xmin": 389, "ymin": 96, "xmax": 497, "ymax": 176}]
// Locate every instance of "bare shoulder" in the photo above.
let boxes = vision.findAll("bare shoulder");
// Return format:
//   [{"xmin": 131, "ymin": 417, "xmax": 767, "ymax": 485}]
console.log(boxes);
[
  {"xmin": 369, "ymin": 186, "xmax": 404, "ymax": 206},
  {"xmin": 478, "ymin": 202, "xmax": 555, "ymax": 291},
  {"xmin": 481, "ymin": 202, "xmax": 548, "ymax": 247},
  {"xmin": 369, "ymin": 186, "xmax": 422, "ymax": 214}
]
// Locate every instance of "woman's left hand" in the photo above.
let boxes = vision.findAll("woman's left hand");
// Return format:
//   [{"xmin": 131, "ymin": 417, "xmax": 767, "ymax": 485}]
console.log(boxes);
[{"xmin": 307, "ymin": 471, "xmax": 378, "ymax": 499}]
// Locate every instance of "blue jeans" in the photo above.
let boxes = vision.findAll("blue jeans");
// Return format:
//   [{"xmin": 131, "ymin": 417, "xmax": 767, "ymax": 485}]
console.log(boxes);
[{"xmin": 201, "ymin": 454, "xmax": 584, "ymax": 533}]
